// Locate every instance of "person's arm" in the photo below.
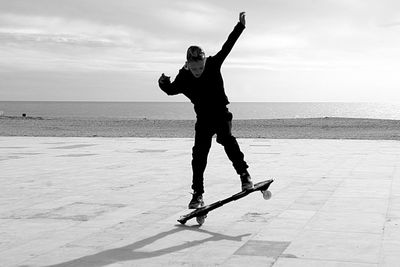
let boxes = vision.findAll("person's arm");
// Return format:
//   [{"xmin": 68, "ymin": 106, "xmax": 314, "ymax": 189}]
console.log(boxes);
[
  {"xmin": 158, "ymin": 70, "xmax": 185, "ymax": 96},
  {"xmin": 214, "ymin": 12, "xmax": 246, "ymax": 65}
]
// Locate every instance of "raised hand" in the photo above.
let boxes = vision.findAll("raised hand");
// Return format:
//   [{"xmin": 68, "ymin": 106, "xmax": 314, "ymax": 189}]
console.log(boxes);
[
  {"xmin": 158, "ymin": 73, "xmax": 171, "ymax": 84},
  {"xmin": 239, "ymin": 12, "xmax": 246, "ymax": 26}
]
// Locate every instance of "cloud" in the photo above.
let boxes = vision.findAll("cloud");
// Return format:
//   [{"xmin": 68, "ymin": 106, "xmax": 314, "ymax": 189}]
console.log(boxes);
[
  {"xmin": 155, "ymin": 1, "xmax": 231, "ymax": 33},
  {"xmin": 379, "ymin": 21, "xmax": 400, "ymax": 27},
  {"xmin": 2, "ymin": 0, "xmax": 400, "ymax": 102},
  {"xmin": 0, "ymin": 3, "xmax": 235, "ymax": 73},
  {"xmin": 0, "ymin": 13, "xmax": 133, "ymax": 47},
  {"xmin": 0, "ymin": 13, "xmax": 180, "ymax": 72},
  {"xmin": 240, "ymin": 33, "xmax": 308, "ymax": 51}
]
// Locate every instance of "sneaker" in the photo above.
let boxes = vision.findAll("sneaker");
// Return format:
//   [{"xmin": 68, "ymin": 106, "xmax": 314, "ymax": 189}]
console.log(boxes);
[
  {"xmin": 240, "ymin": 172, "xmax": 254, "ymax": 191},
  {"xmin": 188, "ymin": 192, "xmax": 204, "ymax": 209}
]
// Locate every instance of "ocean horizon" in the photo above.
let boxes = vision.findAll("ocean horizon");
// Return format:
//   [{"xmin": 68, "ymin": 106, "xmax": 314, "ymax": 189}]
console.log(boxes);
[{"xmin": 1, "ymin": 101, "xmax": 400, "ymax": 121}]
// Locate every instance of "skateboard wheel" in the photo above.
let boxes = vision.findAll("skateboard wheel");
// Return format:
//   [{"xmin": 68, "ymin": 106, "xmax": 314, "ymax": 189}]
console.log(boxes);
[
  {"xmin": 177, "ymin": 217, "xmax": 186, "ymax": 225},
  {"xmin": 196, "ymin": 215, "xmax": 206, "ymax": 225},
  {"xmin": 262, "ymin": 190, "xmax": 272, "ymax": 200}
]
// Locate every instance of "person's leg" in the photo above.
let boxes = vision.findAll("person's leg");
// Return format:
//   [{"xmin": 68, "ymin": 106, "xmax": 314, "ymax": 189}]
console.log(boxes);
[
  {"xmin": 216, "ymin": 111, "xmax": 253, "ymax": 190},
  {"xmin": 216, "ymin": 112, "xmax": 248, "ymax": 174},
  {"xmin": 191, "ymin": 121, "xmax": 213, "ymax": 195}
]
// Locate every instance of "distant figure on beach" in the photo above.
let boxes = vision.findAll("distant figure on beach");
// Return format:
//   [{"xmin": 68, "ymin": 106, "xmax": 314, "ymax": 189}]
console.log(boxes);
[{"xmin": 158, "ymin": 12, "xmax": 253, "ymax": 209}]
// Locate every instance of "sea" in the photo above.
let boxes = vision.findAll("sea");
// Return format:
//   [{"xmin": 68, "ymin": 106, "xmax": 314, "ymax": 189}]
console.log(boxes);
[{"xmin": 1, "ymin": 102, "xmax": 400, "ymax": 120}]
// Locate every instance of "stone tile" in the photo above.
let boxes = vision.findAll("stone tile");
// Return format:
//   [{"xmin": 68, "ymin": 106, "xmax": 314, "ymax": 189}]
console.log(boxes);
[
  {"xmin": 56, "ymin": 154, "xmax": 98, "ymax": 157},
  {"xmin": 284, "ymin": 231, "xmax": 381, "ymax": 263},
  {"xmin": 49, "ymin": 144, "xmax": 97, "ymax": 149},
  {"xmin": 380, "ymin": 240, "xmax": 400, "ymax": 267},
  {"xmin": 0, "ymin": 137, "xmax": 399, "ymax": 266},
  {"xmin": 265, "ymin": 216, "xmax": 311, "ymax": 231},
  {"xmin": 234, "ymin": 240, "xmax": 290, "ymax": 257},
  {"xmin": 4, "ymin": 202, "xmax": 125, "ymax": 222},
  {"xmin": 388, "ymin": 196, "xmax": 400, "ymax": 217},
  {"xmin": 0, "ymin": 219, "xmax": 76, "ymax": 252},
  {"xmin": 289, "ymin": 190, "xmax": 331, "ymax": 210},
  {"xmin": 176, "ymin": 242, "xmax": 243, "ymax": 266},
  {"xmin": 19, "ymin": 245, "xmax": 98, "ymax": 267},
  {"xmin": 383, "ymin": 217, "xmax": 400, "ymax": 241},
  {"xmin": 321, "ymin": 197, "xmax": 389, "ymax": 214},
  {"xmin": 107, "ymin": 257, "xmax": 190, "ymax": 267},
  {"xmin": 277, "ymin": 210, "xmax": 316, "ymax": 220},
  {"xmin": 306, "ymin": 211, "xmax": 386, "ymax": 234},
  {"xmin": 136, "ymin": 149, "xmax": 168, "ymax": 153},
  {"xmin": 222, "ymin": 255, "xmax": 276, "ymax": 267},
  {"xmin": 0, "ymin": 236, "xmax": 81, "ymax": 266},
  {"xmin": 274, "ymin": 258, "xmax": 377, "ymax": 267},
  {"xmin": 253, "ymin": 228, "xmax": 301, "ymax": 242},
  {"xmin": 332, "ymin": 185, "xmax": 391, "ymax": 198}
]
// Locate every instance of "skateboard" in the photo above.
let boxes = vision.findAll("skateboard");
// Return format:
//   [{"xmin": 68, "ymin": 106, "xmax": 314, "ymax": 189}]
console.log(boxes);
[{"xmin": 178, "ymin": 179, "xmax": 273, "ymax": 225}]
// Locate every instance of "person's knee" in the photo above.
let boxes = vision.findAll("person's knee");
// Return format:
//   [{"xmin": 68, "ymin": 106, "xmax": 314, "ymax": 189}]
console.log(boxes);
[
  {"xmin": 216, "ymin": 134, "xmax": 236, "ymax": 145},
  {"xmin": 192, "ymin": 144, "xmax": 211, "ymax": 157}
]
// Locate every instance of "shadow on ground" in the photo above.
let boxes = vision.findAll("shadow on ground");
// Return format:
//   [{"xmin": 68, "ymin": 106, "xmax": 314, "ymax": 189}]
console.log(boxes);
[{"xmin": 39, "ymin": 225, "xmax": 250, "ymax": 267}]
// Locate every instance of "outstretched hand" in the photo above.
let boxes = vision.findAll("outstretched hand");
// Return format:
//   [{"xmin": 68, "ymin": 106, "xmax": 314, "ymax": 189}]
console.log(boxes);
[
  {"xmin": 239, "ymin": 12, "xmax": 246, "ymax": 26},
  {"xmin": 158, "ymin": 73, "xmax": 170, "ymax": 84}
]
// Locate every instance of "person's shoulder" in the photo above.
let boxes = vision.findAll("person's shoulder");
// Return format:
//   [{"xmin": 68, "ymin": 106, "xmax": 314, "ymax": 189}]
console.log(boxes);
[
  {"xmin": 176, "ymin": 67, "xmax": 191, "ymax": 81},
  {"xmin": 178, "ymin": 67, "xmax": 190, "ymax": 75},
  {"xmin": 205, "ymin": 56, "xmax": 215, "ymax": 65}
]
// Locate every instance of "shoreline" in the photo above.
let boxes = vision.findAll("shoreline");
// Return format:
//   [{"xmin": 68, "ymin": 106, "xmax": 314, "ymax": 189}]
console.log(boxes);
[{"xmin": 1, "ymin": 116, "xmax": 400, "ymax": 140}]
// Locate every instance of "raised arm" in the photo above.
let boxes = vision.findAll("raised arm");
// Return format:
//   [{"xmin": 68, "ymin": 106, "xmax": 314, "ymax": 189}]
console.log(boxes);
[
  {"xmin": 214, "ymin": 12, "xmax": 246, "ymax": 65},
  {"xmin": 158, "ymin": 70, "xmax": 186, "ymax": 96}
]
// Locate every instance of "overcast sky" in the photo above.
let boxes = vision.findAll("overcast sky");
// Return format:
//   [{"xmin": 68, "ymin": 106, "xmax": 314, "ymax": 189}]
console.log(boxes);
[{"xmin": 1, "ymin": 0, "xmax": 400, "ymax": 102}]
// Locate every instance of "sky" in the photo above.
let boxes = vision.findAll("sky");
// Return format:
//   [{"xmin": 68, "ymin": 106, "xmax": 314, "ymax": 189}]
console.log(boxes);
[{"xmin": 1, "ymin": 0, "xmax": 400, "ymax": 102}]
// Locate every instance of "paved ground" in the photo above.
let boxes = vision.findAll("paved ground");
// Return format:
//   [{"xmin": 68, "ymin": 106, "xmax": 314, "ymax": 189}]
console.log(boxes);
[{"xmin": 0, "ymin": 137, "xmax": 399, "ymax": 266}]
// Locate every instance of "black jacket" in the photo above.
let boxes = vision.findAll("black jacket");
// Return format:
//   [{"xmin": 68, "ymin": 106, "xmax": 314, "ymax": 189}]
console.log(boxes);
[{"xmin": 159, "ymin": 22, "xmax": 245, "ymax": 119}]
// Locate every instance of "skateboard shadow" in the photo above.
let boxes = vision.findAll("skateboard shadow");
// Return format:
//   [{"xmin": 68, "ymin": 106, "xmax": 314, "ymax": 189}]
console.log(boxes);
[{"xmin": 42, "ymin": 225, "xmax": 251, "ymax": 267}]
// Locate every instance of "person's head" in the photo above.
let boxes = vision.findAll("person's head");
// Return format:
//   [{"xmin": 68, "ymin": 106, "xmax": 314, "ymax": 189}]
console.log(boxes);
[{"xmin": 186, "ymin": 46, "xmax": 206, "ymax": 78}]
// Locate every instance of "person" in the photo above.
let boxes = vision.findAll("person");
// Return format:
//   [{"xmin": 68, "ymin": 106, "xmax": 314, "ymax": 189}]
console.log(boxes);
[{"xmin": 158, "ymin": 12, "xmax": 253, "ymax": 209}]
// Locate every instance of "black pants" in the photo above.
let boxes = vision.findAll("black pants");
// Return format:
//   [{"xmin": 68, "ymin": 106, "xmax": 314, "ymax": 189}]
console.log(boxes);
[{"xmin": 191, "ymin": 111, "xmax": 248, "ymax": 194}]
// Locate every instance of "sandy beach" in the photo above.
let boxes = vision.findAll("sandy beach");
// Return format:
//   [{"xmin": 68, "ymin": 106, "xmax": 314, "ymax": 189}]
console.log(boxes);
[{"xmin": 1, "ymin": 116, "xmax": 400, "ymax": 140}]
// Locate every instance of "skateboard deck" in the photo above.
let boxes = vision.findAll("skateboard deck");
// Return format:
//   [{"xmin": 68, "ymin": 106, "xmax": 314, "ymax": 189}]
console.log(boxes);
[{"xmin": 178, "ymin": 179, "xmax": 273, "ymax": 225}]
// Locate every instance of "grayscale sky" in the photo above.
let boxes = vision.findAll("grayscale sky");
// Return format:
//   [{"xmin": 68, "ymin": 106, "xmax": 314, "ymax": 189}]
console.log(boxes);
[{"xmin": 1, "ymin": 0, "xmax": 400, "ymax": 102}]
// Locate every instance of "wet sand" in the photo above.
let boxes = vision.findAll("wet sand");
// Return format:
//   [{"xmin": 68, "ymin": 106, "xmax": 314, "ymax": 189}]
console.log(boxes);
[{"xmin": 1, "ymin": 116, "xmax": 400, "ymax": 140}]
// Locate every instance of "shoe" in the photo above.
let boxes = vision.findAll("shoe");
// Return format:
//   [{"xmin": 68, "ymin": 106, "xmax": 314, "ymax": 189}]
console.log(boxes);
[
  {"xmin": 240, "ymin": 171, "xmax": 254, "ymax": 191},
  {"xmin": 188, "ymin": 192, "xmax": 204, "ymax": 209}
]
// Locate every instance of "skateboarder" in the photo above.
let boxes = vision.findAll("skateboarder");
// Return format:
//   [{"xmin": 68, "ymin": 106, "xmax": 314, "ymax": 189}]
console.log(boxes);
[{"xmin": 158, "ymin": 12, "xmax": 253, "ymax": 209}]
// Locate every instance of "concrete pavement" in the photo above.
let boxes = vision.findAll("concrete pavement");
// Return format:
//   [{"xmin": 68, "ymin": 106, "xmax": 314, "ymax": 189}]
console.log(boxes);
[{"xmin": 0, "ymin": 137, "xmax": 399, "ymax": 266}]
